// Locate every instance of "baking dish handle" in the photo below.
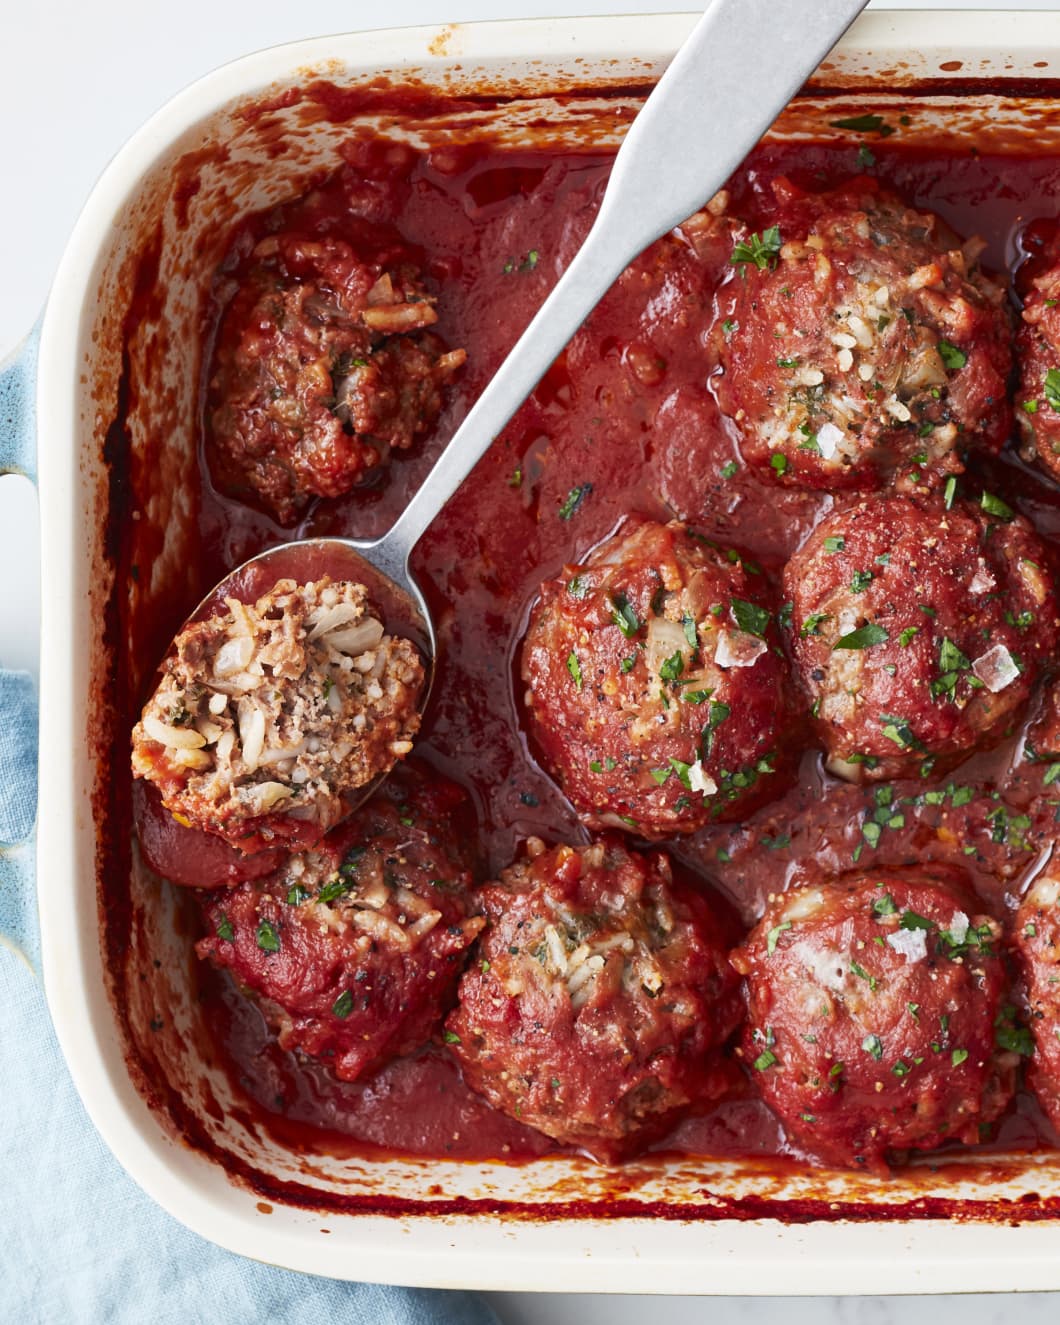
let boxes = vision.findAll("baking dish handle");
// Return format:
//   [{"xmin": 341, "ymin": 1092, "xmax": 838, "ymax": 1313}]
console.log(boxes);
[{"xmin": 0, "ymin": 324, "xmax": 41, "ymax": 978}]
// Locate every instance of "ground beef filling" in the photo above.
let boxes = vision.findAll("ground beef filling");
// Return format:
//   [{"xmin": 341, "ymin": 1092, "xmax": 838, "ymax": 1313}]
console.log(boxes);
[{"xmin": 131, "ymin": 576, "xmax": 424, "ymax": 850}]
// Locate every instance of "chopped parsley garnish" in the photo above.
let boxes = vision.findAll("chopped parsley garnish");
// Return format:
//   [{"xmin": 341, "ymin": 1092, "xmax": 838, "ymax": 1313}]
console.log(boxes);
[
  {"xmin": 619, "ymin": 655, "xmax": 636, "ymax": 674},
  {"xmin": 892, "ymin": 1060, "xmax": 911, "ymax": 1078},
  {"xmin": 862, "ymin": 1034, "xmax": 884, "ymax": 1060},
  {"xmin": 317, "ymin": 878, "xmax": 351, "ymax": 904},
  {"xmin": 753, "ymin": 1048, "xmax": 779, "ymax": 1071},
  {"xmin": 830, "ymin": 113, "xmax": 894, "ymax": 136},
  {"xmin": 683, "ymin": 614, "xmax": 698, "ymax": 649},
  {"xmin": 834, "ymin": 622, "xmax": 889, "ymax": 650},
  {"xmin": 995, "ymin": 1023, "xmax": 1034, "ymax": 1057},
  {"xmin": 286, "ymin": 884, "xmax": 310, "ymax": 906},
  {"xmin": 332, "ymin": 990, "xmax": 354, "ymax": 1019},
  {"xmin": 567, "ymin": 574, "xmax": 589, "ymax": 599},
  {"xmin": 216, "ymin": 914, "xmax": 234, "ymax": 942},
  {"xmin": 900, "ymin": 910, "xmax": 934, "ymax": 931},
  {"xmin": 558, "ymin": 483, "xmax": 591, "ymax": 520},
  {"xmin": 879, "ymin": 715, "xmax": 918, "ymax": 749},
  {"xmin": 703, "ymin": 700, "xmax": 731, "ymax": 755},
  {"xmin": 981, "ymin": 490, "xmax": 1014, "ymax": 521},
  {"xmin": 610, "ymin": 592, "xmax": 640, "ymax": 638},
  {"xmin": 937, "ymin": 339, "xmax": 967, "ymax": 370},
  {"xmin": 730, "ymin": 225, "xmax": 783, "ymax": 271},
  {"xmin": 443, "ymin": 1029, "xmax": 462, "ymax": 1044},
  {"xmin": 256, "ymin": 920, "xmax": 280, "ymax": 953},
  {"xmin": 1045, "ymin": 367, "xmax": 1060, "ymax": 412},
  {"xmin": 872, "ymin": 893, "xmax": 897, "ymax": 917},
  {"xmin": 720, "ymin": 460, "xmax": 739, "ymax": 479},
  {"xmin": 660, "ymin": 651, "xmax": 684, "ymax": 683},
  {"xmin": 722, "ymin": 319, "xmax": 738, "ymax": 336},
  {"xmin": 857, "ymin": 144, "xmax": 876, "ymax": 169},
  {"xmin": 850, "ymin": 570, "xmax": 873, "ymax": 593},
  {"xmin": 898, "ymin": 626, "xmax": 920, "ymax": 647},
  {"xmin": 823, "ymin": 535, "xmax": 846, "ymax": 553},
  {"xmin": 801, "ymin": 612, "xmax": 831, "ymax": 638},
  {"xmin": 566, "ymin": 651, "xmax": 583, "ymax": 689},
  {"xmin": 730, "ymin": 598, "xmax": 770, "ymax": 637},
  {"xmin": 951, "ymin": 1048, "xmax": 969, "ymax": 1067},
  {"xmin": 767, "ymin": 921, "xmax": 793, "ymax": 954},
  {"xmin": 770, "ymin": 453, "xmax": 789, "ymax": 475},
  {"xmin": 943, "ymin": 475, "xmax": 957, "ymax": 510}
]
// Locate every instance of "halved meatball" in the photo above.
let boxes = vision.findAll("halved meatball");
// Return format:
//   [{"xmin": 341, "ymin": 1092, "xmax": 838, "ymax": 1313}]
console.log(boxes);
[
  {"xmin": 446, "ymin": 836, "xmax": 741, "ymax": 1159},
  {"xmin": 132, "ymin": 577, "xmax": 424, "ymax": 852},
  {"xmin": 714, "ymin": 177, "xmax": 1012, "ymax": 490},
  {"xmin": 731, "ymin": 868, "xmax": 1015, "ymax": 1172},
  {"xmin": 210, "ymin": 229, "xmax": 465, "ymax": 523},
  {"xmin": 1016, "ymin": 222, "xmax": 1060, "ymax": 482},
  {"xmin": 197, "ymin": 769, "xmax": 483, "ymax": 1082},
  {"xmin": 783, "ymin": 493, "xmax": 1058, "ymax": 781},
  {"xmin": 522, "ymin": 520, "xmax": 794, "ymax": 836},
  {"xmin": 1013, "ymin": 873, "xmax": 1060, "ymax": 1132}
]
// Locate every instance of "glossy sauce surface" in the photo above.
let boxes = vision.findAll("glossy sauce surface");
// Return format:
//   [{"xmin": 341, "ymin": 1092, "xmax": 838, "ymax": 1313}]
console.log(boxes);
[{"xmin": 135, "ymin": 127, "xmax": 1060, "ymax": 1174}]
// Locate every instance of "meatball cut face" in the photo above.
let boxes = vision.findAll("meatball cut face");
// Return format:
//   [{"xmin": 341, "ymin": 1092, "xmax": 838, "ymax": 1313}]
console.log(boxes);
[
  {"xmin": 522, "ymin": 520, "xmax": 793, "ymax": 836},
  {"xmin": 446, "ymin": 837, "xmax": 741, "ymax": 1158},
  {"xmin": 1016, "ymin": 225, "xmax": 1060, "ymax": 482},
  {"xmin": 1013, "ymin": 874, "xmax": 1060, "ymax": 1132},
  {"xmin": 732, "ymin": 869, "xmax": 1015, "ymax": 1172},
  {"xmin": 210, "ymin": 229, "xmax": 466, "ymax": 523},
  {"xmin": 714, "ymin": 177, "xmax": 1012, "ymax": 490},
  {"xmin": 197, "ymin": 771, "xmax": 484, "ymax": 1083},
  {"xmin": 132, "ymin": 577, "xmax": 424, "ymax": 853},
  {"xmin": 784, "ymin": 493, "xmax": 1058, "ymax": 782}
]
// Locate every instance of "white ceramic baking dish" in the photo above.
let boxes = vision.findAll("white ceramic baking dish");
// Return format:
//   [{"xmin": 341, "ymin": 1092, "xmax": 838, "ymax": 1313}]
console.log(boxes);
[{"xmin": 5, "ymin": 8, "xmax": 1060, "ymax": 1296}]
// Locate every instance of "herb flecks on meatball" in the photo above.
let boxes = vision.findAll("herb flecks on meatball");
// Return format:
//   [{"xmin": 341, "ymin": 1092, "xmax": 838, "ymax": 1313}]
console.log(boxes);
[
  {"xmin": 1013, "ymin": 873, "xmax": 1060, "ymax": 1131},
  {"xmin": 210, "ymin": 231, "xmax": 466, "ymax": 523},
  {"xmin": 714, "ymin": 177, "xmax": 1012, "ymax": 490},
  {"xmin": 522, "ymin": 520, "xmax": 794, "ymax": 836},
  {"xmin": 446, "ymin": 836, "xmax": 740, "ymax": 1159},
  {"xmin": 731, "ymin": 868, "xmax": 1016, "ymax": 1172},
  {"xmin": 1016, "ymin": 223, "xmax": 1060, "ymax": 483},
  {"xmin": 132, "ymin": 577, "xmax": 424, "ymax": 852},
  {"xmin": 197, "ymin": 773, "xmax": 484, "ymax": 1082},
  {"xmin": 783, "ymin": 493, "xmax": 1059, "ymax": 781}
]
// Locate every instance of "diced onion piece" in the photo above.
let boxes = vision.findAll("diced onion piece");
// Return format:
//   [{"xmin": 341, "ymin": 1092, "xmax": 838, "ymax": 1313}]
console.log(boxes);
[
  {"xmin": 714, "ymin": 628, "xmax": 767, "ymax": 669},
  {"xmin": 968, "ymin": 560, "xmax": 996, "ymax": 596},
  {"xmin": 646, "ymin": 617, "xmax": 689, "ymax": 677},
  {"xmin": 307, "ymin": 603, "xmax": 363, "ymax": 640},
  {"xmin": 780, "ymin": 888, "xmax": 827, "ymax": 922},
  {"xmin": 1028, "ymin": 876, "xmax": 1060, "ymax": 910},
  {"xmin": 816, "ymin": 421, "xmax": 844, "ymax": 460},
  {"xmin": 948, "ymin": 911, "xmax": 970, "ymax": 944},
  {"xmin": 172, "ymin": 748, "xmax": 212, "ymax": 770},
  {"xmin": 214, "ymin": 635, "xmax": 254, "ymax": 678},
  {"xmin": 971, "ymin": 643, "xmax": 1019, "ymax": 693},
  {"xmin": 326, "ymin": 619, "xmax": 386, "ymax": 655},
  {"xmin": 688, "ymin": 759, "xmax": 718, "ymax": 796},
  {"xmin": 142, "ymin": 714, "xmax": 207, "ymax": 750},
  {"xmin": 887, "ymin": 928, "xmax": 928, "ymax": 962},
  {"xmin": 208, "ymin": 692, "xmax": 228, "ymax": 716}
]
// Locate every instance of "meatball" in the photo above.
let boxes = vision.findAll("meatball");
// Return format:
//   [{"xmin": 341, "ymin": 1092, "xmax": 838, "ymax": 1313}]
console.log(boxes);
[
  {"xmin": 731, "ymin": 868, "xmax": 1015, "ymax": 1172},
  {"xmin": 446, "ymin": 836, "xmax": 741, "ymax": 1159},
  {"xmin": 784, "ymin": 493, "xmax": 1058, "ymax": 781},
  {"xmin": 714, "ymin": 177, "xmax": 1012, "ymax": 490},
  {"xmin": 132, "ymin": 577, "xmax": 424, "ymax": 853},
  {"xmin": 197, "ymin": 770, "xmax": 484, "ymax": 1082},
  {"xmin": 1013, "ymin": 873, "xmax": 1060, "ymax": 1132},
  {"xmin": 522, "ymin": 520, "xmax": 793, "ymax": 836},
  {"xmin": 1016, "ymin": 223, "xmax": 1060, "ymax": 482},
  {"xmin": 210, "ymin": 229, "xmax": 466, "ymax": 523}
]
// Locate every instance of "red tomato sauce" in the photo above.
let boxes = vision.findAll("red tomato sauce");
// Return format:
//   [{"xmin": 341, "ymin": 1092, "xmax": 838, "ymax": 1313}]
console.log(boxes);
[{"xmin": 106, "ymin": 99, "xmax": 1060, "ymax": 1210}]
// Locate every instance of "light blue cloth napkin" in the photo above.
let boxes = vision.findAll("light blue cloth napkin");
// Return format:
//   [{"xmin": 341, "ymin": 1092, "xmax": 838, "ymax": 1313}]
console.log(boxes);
[{"xmin": 0, "ymin": 668, "xmax": 499, "ymax": 1325}]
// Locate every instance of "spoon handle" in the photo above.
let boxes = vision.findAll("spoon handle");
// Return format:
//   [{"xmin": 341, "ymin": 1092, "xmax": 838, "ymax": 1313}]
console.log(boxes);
[{"xmin": 368, "ymin": 0, "xmax": 868, "ymax": 579}]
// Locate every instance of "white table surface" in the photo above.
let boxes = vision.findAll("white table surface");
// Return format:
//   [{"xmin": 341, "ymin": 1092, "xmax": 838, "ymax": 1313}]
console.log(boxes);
[{"xmin": 4, "ymin": 1, "xmax": 1060, "ymax": 1319}]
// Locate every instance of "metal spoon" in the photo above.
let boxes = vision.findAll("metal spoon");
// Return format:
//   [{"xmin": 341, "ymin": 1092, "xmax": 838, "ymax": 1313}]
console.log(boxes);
[{"xmin": 193, "ymin": 0, "xmax": 868, "ymax": 729}]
